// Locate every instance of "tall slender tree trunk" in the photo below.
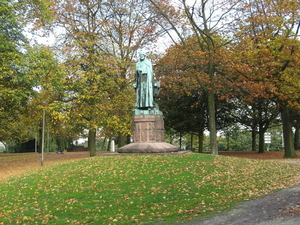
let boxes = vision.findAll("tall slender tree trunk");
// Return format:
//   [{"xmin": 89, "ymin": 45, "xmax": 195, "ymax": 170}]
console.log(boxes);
[
  {"xmin": 179, "ymin": 133, "xmax": 182, "ymax": 150},
  {"xmin": 190, "ymin": 134, "xmax": 193, "ymax": 151},
  {"xmin": 88, "ymin": 129, "xmax": 96, "ymax": 157},
  {"xmin": 294, "ymin": 121, "xmax": 300, "ymax": 150},
  {"xmin": 208, "ymin": 89, "xmax": 217, "ymax": 155},
  {"xmin": 226, "ymin": 135, "xmax": 230, "ymax": 151},
  {"xmin": 281, "ymin": 105, "xmax": 298, "ymax": 158},
  {"xmin": 38, "ymin": 127, "xmax": 43, "ymax": 153},
  {"xmin": 198, "ymin": 131, "xmax": 204, "ymax": 153},
  {"xmin": 251, "ymin": 130, "xmax": 256, "ymax": 151}
]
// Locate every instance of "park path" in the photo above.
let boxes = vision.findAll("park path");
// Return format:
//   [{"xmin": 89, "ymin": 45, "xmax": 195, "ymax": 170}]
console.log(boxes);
[
  {"xmin": 179, "ymin": 153, "xmax": 300, "ymax": 225},
  {"xmin": 181, "ymin": 184, "xmax": 300, "ymax": 225}
]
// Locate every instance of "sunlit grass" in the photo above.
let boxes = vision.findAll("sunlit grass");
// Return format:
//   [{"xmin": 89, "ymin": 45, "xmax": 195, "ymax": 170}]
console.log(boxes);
[{"xmin": 0, "ymin": 153, "xmax": 299, "ymax": 224}]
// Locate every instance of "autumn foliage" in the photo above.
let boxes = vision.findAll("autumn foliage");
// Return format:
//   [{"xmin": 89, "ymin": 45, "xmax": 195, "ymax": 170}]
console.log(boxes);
[{"xmin": 1, "ymin": 0, "xmax": 300, "ymax": 158}]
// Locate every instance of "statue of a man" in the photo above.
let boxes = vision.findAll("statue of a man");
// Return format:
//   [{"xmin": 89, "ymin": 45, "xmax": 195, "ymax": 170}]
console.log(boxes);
[{"xmin": 134, "ymin": 52, "xmax": 154, "ymax": 109}]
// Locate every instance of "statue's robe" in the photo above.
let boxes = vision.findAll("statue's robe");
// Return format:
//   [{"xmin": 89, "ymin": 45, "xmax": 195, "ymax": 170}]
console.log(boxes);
[{"xmin": 135, "ymin": 59, "xmax": 154, "ymax": 109}]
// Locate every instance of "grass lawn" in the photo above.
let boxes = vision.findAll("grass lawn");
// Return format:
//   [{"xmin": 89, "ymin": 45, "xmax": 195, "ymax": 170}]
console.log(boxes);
[{"xmin": 0, "ymin": 153, "xmax": 300, "ymax": 224}]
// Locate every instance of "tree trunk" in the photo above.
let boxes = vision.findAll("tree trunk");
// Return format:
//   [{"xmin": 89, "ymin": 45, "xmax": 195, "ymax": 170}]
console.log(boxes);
[
  {"xmin": 107, "ymin": 139, "xmax": 111, "ymax": 151},
  {"xmin": 208, "ymin": 90, "xmax": 217, "ymax": 155},
  {"xmin": 281, "ymin": 105, "xmax": 298, "ymax": 158},
  {"xmin": 117, "ymin": 134, "xmax": 126, "ymax": 148},
  {"xmin": 88, "ymin": 129, "xmax": 96, "ymax": 157},
  {"xmin": 198, "ymin": 131, "xmax": 204, "ymax": 153},
  {"xmin": 294, "ymin": 121, "xmax": 300, "ymax": 150},
  {"xmin": 226, "ymin": 135, "xmax": 230, "ymax": 151},
  {"xmin": 251, "ymin": 130, "xmax": 256, "ymax": 151},
  {"xmin": 179, "ymin": 133, "xmax": 182, "ymax": 150},
  {"xmin": 38, "ymin": 126, "xmax": 42, "ymax": 153},
  {"xmin": 258, "ymin": 129, "xmax": 265, "ymax": 153},
  {"xmin": 101, "ymin": 137, "xmax": 107, "ymax": 151},
  {"xmin": 191, "ymin": 134, "xmax": 193, "ymax": 151}
]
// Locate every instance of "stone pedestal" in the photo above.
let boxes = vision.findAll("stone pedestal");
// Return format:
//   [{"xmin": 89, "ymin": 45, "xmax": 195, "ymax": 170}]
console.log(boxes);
[
  {"xmin": 118, "ymin": 110, "xmax": 180, "ymax": 153},
  {"xmin": 133, "ymin": 114, "xmax": 164, "ymax": 143}
]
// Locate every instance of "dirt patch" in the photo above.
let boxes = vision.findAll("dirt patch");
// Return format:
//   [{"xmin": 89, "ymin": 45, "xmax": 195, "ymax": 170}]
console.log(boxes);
[
  {"xmin": 0, "ymin": 152, "xmax": 106, "ymax": 181},
  {"xmin": 218, "ymin": 151, "xmax": 300, "ymax": 161}
]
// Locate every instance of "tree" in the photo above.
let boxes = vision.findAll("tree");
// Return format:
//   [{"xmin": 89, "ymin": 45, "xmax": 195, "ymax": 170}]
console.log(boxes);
[
  {"xmin": 0, "ymin": 0, "xmax": 54, "ymax": 148},
  {"xmin": 233, "ymin": 98, "xmax": 280, "ymax": 153},
  {"xmin": 0, "ymin": 0, "xmax": 27, "ymax": 145},
  {"xmin": 223, "ymin": 0, "xmax": 300, "ymax": 158},
  {"xmin": 24, "ymin": 45, "xmax": 67, "ymax": 153},
  {"xmin": 148, "ymin": 0, "xmax": 237, "ymax": 155},
  {"xmin": 158, "ymin": 87, "xmax": 208, "ymax": 152},
  {"xmin": 220, "ymin": 125, "xmax": 253, "ymax": 151}
]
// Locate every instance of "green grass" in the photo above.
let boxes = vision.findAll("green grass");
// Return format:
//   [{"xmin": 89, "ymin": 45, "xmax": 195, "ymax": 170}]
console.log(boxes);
[{"xmin": 0, "ymin": 153, "xmax": 299, "ymax": 224}]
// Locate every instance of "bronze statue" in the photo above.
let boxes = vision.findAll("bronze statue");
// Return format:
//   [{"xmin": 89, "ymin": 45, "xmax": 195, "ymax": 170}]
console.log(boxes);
[
  {"xmin": 134, "ymin": 52, "xmax": 154, "ymax": 109},
  {"xmin": 134, "ymin": 52, "xmax": 160, "ymax": 110}
]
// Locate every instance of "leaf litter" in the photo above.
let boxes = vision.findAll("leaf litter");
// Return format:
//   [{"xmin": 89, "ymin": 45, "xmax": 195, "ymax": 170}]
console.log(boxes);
[{"xmin": 0, "ymin": 151, "xmax": 299, "ymax": 224}]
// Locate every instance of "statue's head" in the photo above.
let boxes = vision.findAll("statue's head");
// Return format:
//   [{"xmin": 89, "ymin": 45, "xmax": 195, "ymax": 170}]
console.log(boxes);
[{"xmin": 139, "ymin": 51, "xmax": 146, "ymax": 60}]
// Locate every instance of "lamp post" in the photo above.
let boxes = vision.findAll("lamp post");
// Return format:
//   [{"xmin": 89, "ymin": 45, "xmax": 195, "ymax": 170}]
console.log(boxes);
[
  {"xmin": 41, "ymin": 107, "xmax": 45, "ymax": 166},
  {"xmin": 41, "ymin": 101, "xmax": 47, "ymax": 166}
]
